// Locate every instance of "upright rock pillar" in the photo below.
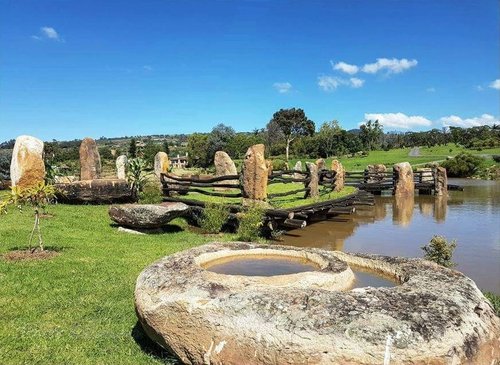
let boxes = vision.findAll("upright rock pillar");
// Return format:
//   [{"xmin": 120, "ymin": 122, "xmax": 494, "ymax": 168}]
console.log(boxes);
[
  {"xmin": 10, "ymin": 135, "xmax": 46, "ymax": 188},
  {"xmin": 315, "ymin": 158, "xmax": 325, "ymax": 171},
  {"xmin": 434, "ymin": 166, "xmax": 448, "ymax": 196},
  {"xmin": 393, "ymin": 162, "xmax": 414, "ymax": 197},
  {"xmin": 154, "ymin": 152, "xmax": 170, "ymax": 179},
  {"xmin": 79, "ymin": 137, "xmax": 101, "ymax": 180},
  {"xmin": 116, "ymin": 155, "xmax": 128, "ymax": 180},
  {"xmin": 305, "ymin": 162, "xmax": 319, "ymax": 198},
  {"xmin": 293, "ymin": 161, "xmax": 303, "ymax": 180},
  {"xmin": 242, "ymin": 144, "xmax": 268, "ymax": 200},
  {"xmin": 330, "ymin": 159, "xmax": 345, "ymax": 192},
  {"xmin": 214, "ymin": 151, "xmax": 238, "ymax": 190}
]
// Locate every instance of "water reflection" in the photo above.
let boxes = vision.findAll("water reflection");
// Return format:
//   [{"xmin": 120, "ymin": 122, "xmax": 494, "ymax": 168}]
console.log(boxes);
[{"xmin": 281, "ymin": 179, "xmax": 500, "ymax": 293}]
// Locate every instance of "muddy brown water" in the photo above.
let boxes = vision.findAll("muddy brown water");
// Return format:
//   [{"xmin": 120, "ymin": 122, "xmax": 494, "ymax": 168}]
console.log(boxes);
[{"xmin": 281, "ymin": 179, "xmax": 500, "ymax": 294}]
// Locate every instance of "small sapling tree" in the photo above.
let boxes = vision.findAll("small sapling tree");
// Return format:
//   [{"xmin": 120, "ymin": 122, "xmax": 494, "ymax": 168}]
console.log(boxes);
[
  {"xmin": 0, "ymin": 182, "xmax": 56, "ymax": 252},
  {"xmin": 421, "ymin": 235, "xmax": 457, "ymax": 268}
]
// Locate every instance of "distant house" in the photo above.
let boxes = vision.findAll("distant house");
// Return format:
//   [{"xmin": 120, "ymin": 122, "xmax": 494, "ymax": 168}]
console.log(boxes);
[{"xmin": 171, "ymin": 153, "xmax": 189, "ymax": 169}]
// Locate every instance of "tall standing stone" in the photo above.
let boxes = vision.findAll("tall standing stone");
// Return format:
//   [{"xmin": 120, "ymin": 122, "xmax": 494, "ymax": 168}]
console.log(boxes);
[
  {"xmin": 265, "ymin": 159, "xmax": 273, "ymax": 177},
  {"xmin": 315, "ymin": 158, "xmax": 325, "ymax": 171},
  {"xmin": 79, "ymin": 137, "xmax": 101, "ymax": 180},
  {"xmin": 116, "ymin": 155, "xmax": 128, "ymax": 180},
  {"xmin": 393, "ymin": 162, "xmax": 414, "ymax": 196},
  {"xmin": 434, "ymin": 166, "xmax": 448, "ymax": 196},
  {"xmin": 214, "ymin": 151, "xmax": 238, "ymax": 189},
  {"xmin": 242, "ymin": 144, "xmax": 268, "ymax": 200},
  {"xmin": 330, "ymin": 159, "xmax": 345, "ymax": 192},
  {"xmin": 305, "ymin": 162, "xmax": 319, "ymax": 198},
  {"xmin": 154, "ymin": 152, "xmax": 170, "ymax": 178},
  {"xmin": 293, "ymin": 161, "xmax": 303, "ymax": 180},
  {"xmin": 10, "ymin": 135, "xmax": 45, "ymax": 188}
]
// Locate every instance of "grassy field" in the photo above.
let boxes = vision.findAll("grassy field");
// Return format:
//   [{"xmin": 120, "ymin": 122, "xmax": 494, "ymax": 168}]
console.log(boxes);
[{"xmin": 0, "ymin": 204, "xmax": 234, "ymax": 365}]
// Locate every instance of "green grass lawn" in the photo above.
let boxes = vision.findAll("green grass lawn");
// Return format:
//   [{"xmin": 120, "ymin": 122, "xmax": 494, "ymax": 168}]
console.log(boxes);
[{"xmin": 0, "ymin": 204, "xmax": 234, "ymax": 365}]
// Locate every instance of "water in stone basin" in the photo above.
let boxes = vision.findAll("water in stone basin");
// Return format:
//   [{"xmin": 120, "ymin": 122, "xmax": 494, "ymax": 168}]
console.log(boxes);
[
  {"xmin": 203, "ymin": 255, "xmax": 319, "ymax": 276},
  {"xmin": 350, "ymin": 266, "xmax": 397, "ymax": 289}
]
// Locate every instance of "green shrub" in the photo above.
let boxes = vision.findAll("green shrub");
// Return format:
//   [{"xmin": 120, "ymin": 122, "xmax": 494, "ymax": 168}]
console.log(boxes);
[
  {"xmin": 272, "ymin": 158, "xmax": 287, "ymax": 171},
  {"xmin": 492, "ymin": 155, "xmax": 500, "ymax": 163},
  {"xmin": 483, "ymin": 292, "xmax": 500, "ymax": 317},
  {"xmin": 139, "ymin": 183, "xmax": 163, "ymax": 204},
  {"xmin": 237, "ymin": 206, "xmax": 264, "ymax": 241},
  {"xmin": 421, "ymin": 235, "xmax": 457, "ymax": 268},
  {"xmin": 440, "ymin": 153, "xmax": 483, "ymax": 177},
  {"xmin": 200, "ymin": 203, "xmax": 229, "ymax": 234},
  {"xmin": 127, "ymin": 158, "xmax": 150, "ymax": 197}
]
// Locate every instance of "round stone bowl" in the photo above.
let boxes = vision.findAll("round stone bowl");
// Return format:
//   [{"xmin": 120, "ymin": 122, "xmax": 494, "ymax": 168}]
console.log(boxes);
[{"xmin": 135, "ymin": 242, "xmax": 500, "ymax": 365}]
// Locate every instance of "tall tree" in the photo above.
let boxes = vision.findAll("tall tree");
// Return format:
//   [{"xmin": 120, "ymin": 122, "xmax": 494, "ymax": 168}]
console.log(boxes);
[
  {"xmin": 270, "ymin": 108, "xmax": 315, "ymax": 161},
  {"xmin": 128, "ymin": 138, "xmax": 137, "ymax": 158},
  {"xmin": 359, "ymin": 120, "xmax": 383, "ymax": 151}
]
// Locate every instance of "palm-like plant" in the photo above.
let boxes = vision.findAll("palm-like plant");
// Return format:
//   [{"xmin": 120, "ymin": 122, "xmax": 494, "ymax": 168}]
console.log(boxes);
[{"xmin": 127, "ymin": 157, "xmax": 150, "ymax": 198}]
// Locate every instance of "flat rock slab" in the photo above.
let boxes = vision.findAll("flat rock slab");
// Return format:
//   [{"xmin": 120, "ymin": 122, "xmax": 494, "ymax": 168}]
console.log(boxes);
[
  {"xmin": 135, "ymin": 242, "xmax": 500, "ymax": 365},
  {"xmin": 55, "ymin": 179, "xmax": 134, "ymax": 204},
  {"xmin": 109, "ymin": 203, "xmax": 189, "ymax": 229}
]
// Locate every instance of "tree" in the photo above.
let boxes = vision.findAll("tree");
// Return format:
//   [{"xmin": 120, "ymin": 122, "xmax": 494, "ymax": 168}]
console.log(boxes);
[
  {"xmin": 0, "ymin": 182, "xmax": 56, "ymax": 252},
  {"xmin": 142, "ymin": 141, "xmax": 162, "ymax": 164},
  {"xmin": 317, "ymin": 120, "xmax": 343, "ymax": 157},
  {"xmin": 270, "ymin": 108, "xmax": 315, "ymax": 161},
  {"xmin": 187, "ymin": 133, "xmax": 210, "ymax": 167},
  {"xmin": 206, "ymin": 123, "xmax": 236, "ymax": 163},
  {"xmin": 129, "ymin": 138, "xmax": 137, "ymax": 158},
  {"xmin": 163, "ymin": 141, "xmax": 170, "ymax": 155},
  {"xmin": 359, "ymin": 120, "xmax": 383, "ymax": 151},
  {"xmin": 421, "ymin": 235, "xmax": 457, "ymax": 268}
]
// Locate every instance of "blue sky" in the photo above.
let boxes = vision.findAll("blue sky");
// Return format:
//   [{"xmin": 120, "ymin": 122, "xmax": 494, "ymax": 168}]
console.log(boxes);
[{"xmin": 1, "ymin": 0, "xmax": 499, "ymax": 141}]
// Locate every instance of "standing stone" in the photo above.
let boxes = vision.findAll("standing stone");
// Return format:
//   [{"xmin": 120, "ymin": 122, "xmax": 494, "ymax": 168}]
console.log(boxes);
[
  {"xmin": 364, "ymin": 164, "xmax": 387, "ymax": 183},
  {"xmin": 330, "ymin": 159, "xmax": 345, "ymax": 192},
  {"xmin": 434, "ymin": 166, "xmax": 448, "ymax": 196},
  {"xmin": 79, "ymin": 137, "xmax": 101, "ymax": 181},
  {"xmin": 10, "ymin": 135, "xmax": 45, "ymax": 188},
  {"xmin": 393, "ymin": 162, "xmax": 414, "ymax": 196},
  {"xmin": 242, "ymin": 144, "xmax": 268, "ymax": 200},
  {"xmin": 214, "ymin": 151, "xmax": 238, "ymax": 190},
  {"xmin": 305, "ymin": 162, "xmax": 319, "ymax": 198},
  {"xmin": 315, "ymin": 158, "xmax": 325, "ymax": 171},
  {"xmin": 293, "ymin": 161, "xmax": 303, "ymax": 180},
  {"xmin": 265, "ymin": 159, "xmax": 273, "ymax": 177},
  {"xmin": 154, "ymin": 152, "xmax": 170, "ymax": 179},
  {"xmin": 116, "ymin": 155, "xmax": 128, "ymax": 180}
]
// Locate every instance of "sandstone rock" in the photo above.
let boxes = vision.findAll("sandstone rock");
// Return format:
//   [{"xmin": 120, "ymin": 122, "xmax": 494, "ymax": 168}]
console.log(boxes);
[
  {"xmin": 315, "ymin": 158, "xmax": 325, "ymax": 170},
  {"xmin": 55, "ymin": 179, "xmax": 134, "ymax": 204},
  {"xmin": 109, "ymin": 202, "xmax": 189, "ymax": 228},
  {"xmin": 10, "ymin": 135, "xmax": 45, "ymax": 188},
  {"xmin": 241, "ymin": 144, "xmax": 268, "ymax": 200},
  {"xmin": 54, "ymin": 175, "xmax": 77, "ymax": 184},
  {"xmin": 293, "ymin": 161, "xmax": 303, "ymax": 180},
  {"xmin": 116, "ymin": 155, "xmax": 128, "ymax": 180},
  {"xmin": 393, "ymin": 162, "xmax": 414, "ymax": 196},
  {"xmin": 435, "ymin": 166, "xmax": 448, "ymax": 196},
  {"xmin": 265, "ymin": 159, "xmax": 273, "ymax": 177},
  {"xmin": 135, "ymin": 242, "xmax": 500, "ymax": 365},
  {"xmin": 214, "ymin": 151, "xmax": 238, "ymax": 190},
  {"xmin": 330, "ymin": 159, "xmax": 345, "ymax": 192},
  {"xmin": 305, "ymin": 162, "xmax": 319, "ymax": 198},
  {"xmin": 154, "ymin": 152, "xmax": 170, "ymax": 179},
  {"xmin": 365, "ymin": 164, "xmax": 387, "ymax": 183},
  {"xmin": 79, "ymin": 137, "xmax": 101, "ymax": 180}
]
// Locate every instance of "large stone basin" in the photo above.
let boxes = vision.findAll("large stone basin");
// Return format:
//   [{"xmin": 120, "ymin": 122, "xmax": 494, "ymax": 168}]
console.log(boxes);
[{"xmin": 135, "ymin": 242, "xmax": 500, "ymax": 365}]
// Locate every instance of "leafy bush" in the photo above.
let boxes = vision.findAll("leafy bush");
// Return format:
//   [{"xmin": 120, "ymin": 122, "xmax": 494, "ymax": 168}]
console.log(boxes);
[
  {"xmin": 237, "ymin": 206, "xmax": 264, "ymax": 241},
  {"xmin": 492, "ymin": 155, "xmax": 500, "ymax": 163},
  {"xmin": 421, "ymin": 235, "xmax": 457, "ymax": 268},
  {"xmin": 200, "ymin": 203, "xmax": 229, "ymax": 234},
  {"xmin": 272, "ymin": 158, "xmax": 287, "ymax": 171},
  {"xmin": 127, "ymin": 158, "xmax": 150, "ymax": 197},
  {"xmin": 440, "ymin": 153, "xmax": 483, "ymax": 177},
  {"xmin": 483, "ymin": 292, "xmax": 500, "ymax": 317},
  {"xmin": 139, "ymin": 183, "xmax": 163, "ymax": 204}
]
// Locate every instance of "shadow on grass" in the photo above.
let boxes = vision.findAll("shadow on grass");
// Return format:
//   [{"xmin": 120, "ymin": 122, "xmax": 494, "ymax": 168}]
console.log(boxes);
[
  {"xmin": 110, "ymin": 224, "xmax": 184, "ymax": 234},
  {"xmin": 131, "ymin": 322, "xmax": 181, "ymax": 364}
]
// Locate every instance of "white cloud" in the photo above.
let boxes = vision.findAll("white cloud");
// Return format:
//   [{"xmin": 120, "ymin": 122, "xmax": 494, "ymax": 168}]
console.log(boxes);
[
  {"xmin": 361, "ymin": 58, "xmax": 418, "ymax": 74},
  {"xmin": 273, "ymin": 82, "xmax": 293, "ymax": 94},
  {"xmin": 318, "ymin": 76, "xmax": 364, "ymax": 91},
  {"xmin": 349, "ymin": 77, "xmax": 364, "ymax": 88},
  {"xmin": 32, "ymin": 26, "xmax": 62, "ymax": 41},
  {"xmin": 426, "ymin": 87, "xmax": 436, "ymax": 92},
  {"xmin": 489, "ymin": 79, "xmax": 500, "ymax": 90},
  {"xmin": 363, "ymin": 112, "xmax": 432, "ymax": 129},
  {"xmin": 331, "ymin": 61, "xmax": 359, "ymax": 75},
  {"xmin": 440, "ymin": 114, "xmax": 499, "ymax": 128}
]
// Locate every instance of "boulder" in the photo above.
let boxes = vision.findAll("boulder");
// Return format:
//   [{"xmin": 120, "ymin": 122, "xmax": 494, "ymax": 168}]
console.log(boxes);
[
  {"xmin": 241, "ymin": 144, "xmax": 268, "ymax": 200},
  {"xmin": 315, "ymin": 158, "xmax": 325, "ymax": 170},
  {"xmin": 154, "ymin": 152, "xmax": 169, "ymax": 179},
  {"xmin": 55, "ymin": 179, "xmax": 134, "ymax": 204},
  {"xmin": 305, "ymin": 162, "xmax": 319, "ymax": 198},
  {"xmin": 79, "ymin": 137, "xmax": 101, "ymax": 180},
  {"xmin": 109, "ymin": 202, "xmax": 189, "ymax": 228},
  {"xmin": 265, "ymin": 159, "xmax": 273, "ymax": 177},
  {"xmin": 435, "ymin": 166, "xmax": 448, "ymax": 196},
  {"xmin": 116, "ymin": 155, "xmax": 128, "ymax": 180},
  {"xmin": 365, "ymin": 164, "xmax": 387, "ymax": 183},
  {"xmin": 330, "ymin": 159, "xmax": 344, "ymax": 192},
  {"xmin": 214, "ymin": 151, "xmax": 238, "ymax": 190},
  {"xmin": 293, "ymin": 161, "xmax": 303, "ymax": 180},
  {"xmin": 393, "ymin": 162, "xmax": 414, "ymax": 196},
  {"xmin": 10, "ymin": 135, "xmax": 45, "ymax": 188},
  {"xmin": 135, "ymin": 242, "xmax": 500, "ymax": 365}
]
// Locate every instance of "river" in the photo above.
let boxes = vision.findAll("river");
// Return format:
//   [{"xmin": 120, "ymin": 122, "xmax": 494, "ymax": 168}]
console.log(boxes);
[{"xmin": 281, "ymin": 179, "xmax": 500, "ymax": 294}]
